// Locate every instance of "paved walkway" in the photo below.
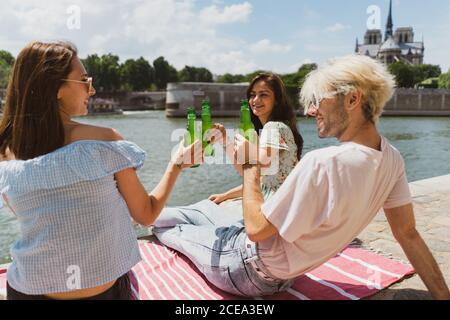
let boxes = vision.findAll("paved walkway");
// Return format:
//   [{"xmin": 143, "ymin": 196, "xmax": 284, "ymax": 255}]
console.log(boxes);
[{"xmin": 362, "ymin": 175, "xmax": 450, "ymax": 300}]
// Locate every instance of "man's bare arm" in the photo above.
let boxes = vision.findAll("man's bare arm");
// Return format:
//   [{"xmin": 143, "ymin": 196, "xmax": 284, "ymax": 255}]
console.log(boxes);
[
  {"xmin": 242, "ymin": 164, "xmax": 278, "ymax": 242},
  {"xmin": 385, "ymin": 204, "xmax": 450, "ymax": 300}
]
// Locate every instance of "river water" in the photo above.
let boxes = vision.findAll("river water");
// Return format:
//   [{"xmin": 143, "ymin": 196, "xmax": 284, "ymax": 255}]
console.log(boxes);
[{"xmin": 1, "ymin": 111, "xmax": 449, "ymax": 264}]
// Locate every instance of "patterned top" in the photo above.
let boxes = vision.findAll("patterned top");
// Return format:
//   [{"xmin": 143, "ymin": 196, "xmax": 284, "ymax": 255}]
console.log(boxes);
[
  {"xmin": 259, "ymin": 121, "xmax": 299, "ymax": 199},
  {"xmin": 0, "ymin": 140, "xmax": 144, "ymax": 295}
]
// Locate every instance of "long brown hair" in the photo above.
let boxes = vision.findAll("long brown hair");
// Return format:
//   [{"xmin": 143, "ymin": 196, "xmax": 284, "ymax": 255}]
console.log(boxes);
[
  {"xmin": 246, "ymin": 73, "xmax": 304, "ymax": 160},
  {"xmin": 0, "ymin": 41, "xmax": 77, "ymax": 160}
]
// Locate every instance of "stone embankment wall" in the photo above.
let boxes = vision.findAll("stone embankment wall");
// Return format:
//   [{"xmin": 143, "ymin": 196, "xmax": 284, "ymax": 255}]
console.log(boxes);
[
  {"xmin": 164, "ymin": 84, "xmax": 450, "ymax": 118},
  {"xmin": 383, "ymin": 89, "xmax": 450, "ymax": 116}
]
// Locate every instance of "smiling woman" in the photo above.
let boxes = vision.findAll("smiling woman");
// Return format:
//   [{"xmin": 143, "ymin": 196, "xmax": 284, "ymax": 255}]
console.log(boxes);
[{"xmin": 58, "ymin": 61, "xmax": 96, "ymax": 121}]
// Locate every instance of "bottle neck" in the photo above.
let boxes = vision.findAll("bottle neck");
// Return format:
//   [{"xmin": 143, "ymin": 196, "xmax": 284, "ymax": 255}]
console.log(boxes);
[
  {"xmin": 240, "ymin": 108, "xmax": 251, "ymax": 123},
  {"xmin": 187, "ymin": 116, "xmax": 196, "ymax": 127},
  {"xmin": 202, "ymin": 111, "xmax": 212, "ymax": 130},
  {"xmin": 201, "ymin": 105, "xmax": 210, "ymax": 114}
]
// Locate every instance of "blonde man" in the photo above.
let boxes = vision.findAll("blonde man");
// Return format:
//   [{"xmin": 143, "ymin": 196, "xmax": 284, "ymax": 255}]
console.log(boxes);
[{"xmin": 238, "ymin": 54, "xmax": 450, "ymax": 299}]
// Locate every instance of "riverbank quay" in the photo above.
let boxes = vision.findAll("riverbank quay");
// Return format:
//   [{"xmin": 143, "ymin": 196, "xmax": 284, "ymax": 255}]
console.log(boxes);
[
  {"xmin": 362, "ymin": 174, "xmax": 450, "ymax": 300},
  {"xmin": 164, "ymin": 85, "xmax": 450, "ymax": 118},
  {"xmin": 0, "ymin": 174, "xmax": 449, "ymax": 300}
]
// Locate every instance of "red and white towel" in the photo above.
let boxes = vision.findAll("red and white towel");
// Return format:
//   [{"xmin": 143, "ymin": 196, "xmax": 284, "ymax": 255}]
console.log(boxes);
[
  {"xmin": 129, "ymin": 241, "xmax": 414, "ymax": 300},
  {"xmin": 0, "ymin": 240, "xmax": 415, "ymax": 300}
]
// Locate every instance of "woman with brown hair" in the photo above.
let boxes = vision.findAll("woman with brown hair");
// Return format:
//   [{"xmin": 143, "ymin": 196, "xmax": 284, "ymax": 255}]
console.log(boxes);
[
  {"xmin": 209, "ymin": 72, "xmax": 304, "ymax": 206},
  {"xmin": 0, "ymin": 41, "xmax": 201, "ymax": 300}
]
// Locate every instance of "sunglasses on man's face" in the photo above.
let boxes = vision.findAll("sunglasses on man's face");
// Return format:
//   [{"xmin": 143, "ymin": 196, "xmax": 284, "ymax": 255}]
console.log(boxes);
[{"xmin": 308, "ymin": 90, "xmax": 343, "ymax": 113}]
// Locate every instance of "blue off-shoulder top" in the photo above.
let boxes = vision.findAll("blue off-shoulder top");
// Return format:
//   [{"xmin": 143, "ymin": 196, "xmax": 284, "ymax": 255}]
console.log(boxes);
[{"xmin": 0, "ymin": 140, "xmax": 146, "ymax": 295}]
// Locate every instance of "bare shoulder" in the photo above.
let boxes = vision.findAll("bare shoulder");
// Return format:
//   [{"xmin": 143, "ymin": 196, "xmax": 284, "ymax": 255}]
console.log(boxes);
[{"xmin": 67, "ymin": 123, "xmax": 124, "ymax": 144}]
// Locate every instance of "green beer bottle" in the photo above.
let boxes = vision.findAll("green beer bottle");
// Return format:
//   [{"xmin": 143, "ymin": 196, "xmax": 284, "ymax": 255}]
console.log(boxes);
[
  {"xmin": 201, "ymin": 100, "xmax": 215, "ymax": 157},
  {"xmin": 239, "ymin": 99, "xmax": 256, "ymax": 143},
  {"xmin": 185, "ymin": 107, "xmax": 200, "ymax": 168}
]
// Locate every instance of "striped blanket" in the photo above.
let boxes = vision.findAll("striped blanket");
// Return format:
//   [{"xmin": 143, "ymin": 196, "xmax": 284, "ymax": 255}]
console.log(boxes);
[
  {"xmin": 127, "ymin": 240, "xmax": 415, "ymax": 300},
  {"xmin": 0, "ymin": 240, "xmax": 415, "ymax": 300}
]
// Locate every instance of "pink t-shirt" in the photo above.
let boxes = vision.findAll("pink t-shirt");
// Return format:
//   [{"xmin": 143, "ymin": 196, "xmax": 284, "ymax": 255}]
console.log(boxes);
[{"xmin": 259, "ymin": 136, "xmax": 412, "ymax": 279}]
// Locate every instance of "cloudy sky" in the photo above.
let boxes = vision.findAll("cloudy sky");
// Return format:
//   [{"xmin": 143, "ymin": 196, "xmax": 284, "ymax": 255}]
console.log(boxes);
[{"xmin": 0, "ymin": 0, "xmax": 449, "ymax": 75}]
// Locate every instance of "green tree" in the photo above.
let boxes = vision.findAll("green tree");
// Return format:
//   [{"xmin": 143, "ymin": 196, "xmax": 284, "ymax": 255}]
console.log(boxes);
[
  {"xmin": 282, "ymin": 63, "xmax": 318, "ymax": 88},
  {"xmin": 216, "ymin": 73, "xmax": 246, "ymax": 83},
  {"xmin": 99, "ymin": 54, "xmax": 121, "ymax": 92},
  {"xmin": 389, "ymin": 62, "xmax": 416, "ymax": 88},
  {"xmin": 389, "ymin": 63, "xmax": 442, "ymax": 88},
  {"xmin": 82, "ymin": 54, "xmax": 121, "ymax": 92},
  {"xmin": 279, "ymin": 64, "xmax": 318, "ymax": 109},
  {"xmin": 417, "ymin": 77, "xmax": 439, "ymax": 89},
  {"xmin": 0, "ymin": 60, "xmax": 12, "ymax": 88},
  {"xmin": 414, "ymin": 64, "xmax": 441, "ymax": 82},
  {"xmin": 0, "ymin": 50, "xmax": 15, "ymax": 65},
  {"xmin": 120, "ymin": 57, "xmax": 154, "ymax": 91},
  {"xmin": 297, "ymin": 63, "xmax": 317, "ymax": 85},
  {"xmin": 0, "ymin": 50, "xmax": 14, "ymax": 88},
  {"xmin": 82, "ymin": 54, "xmax": 102, "ymax": 88},
  {"xmin": 438, "ymin": 70, "xmax": 450, "ymax": 89},
  {"xmin": 178, "ymin": 66, "xmax": 213, "ymax": 83},
  {"xmin": 153, "ymin": 56, "xmax": 178, "ymax": 90}
]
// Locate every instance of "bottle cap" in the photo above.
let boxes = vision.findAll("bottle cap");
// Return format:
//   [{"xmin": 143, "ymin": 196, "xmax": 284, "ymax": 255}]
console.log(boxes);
[
  {"xmin": 187, "ymin": 107, "xmax": 196, "ymax": 118},
  {"xmin": 241, "ymin": 99, "xmax": 249, "ymax": 110}
]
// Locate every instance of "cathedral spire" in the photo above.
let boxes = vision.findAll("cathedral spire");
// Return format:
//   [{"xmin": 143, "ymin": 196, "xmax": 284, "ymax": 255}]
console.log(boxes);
[{"xmin": 385, "ymin": 0, "xmax": 394, "ymax": 41}]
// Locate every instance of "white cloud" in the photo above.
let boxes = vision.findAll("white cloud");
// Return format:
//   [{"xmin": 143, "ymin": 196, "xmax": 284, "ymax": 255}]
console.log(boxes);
[
  {"xmin": 0, "ymin": 0, "xmax": 116, "ymax": 53},
  {"xmin": 117, "ymin": 0, "xmax": 254, "ymax": 73},
  {"xmin": 0, "ymin": 1, "xmax": 64, "ymax": 39},
  {"xmin": 0, "ymin": 0, "xmax": 257, "ymax": 74},
  {"xmin": 326, "ymin": 23, "xmax": 350, "ymax": 33},
  {"xmin": 199, "ymin": 2, "xmax": 252, "ymax": 25},
  {"xmin": 249, "ymin": 39, "xmax": 292, "ymax": 54},
  {"xmin": 87, "ymin": 34, "xmax": 114, "ymax": 55},
  {"xmin": 208, "ymin": 51, "xmax": 257, "ymax": 74}
]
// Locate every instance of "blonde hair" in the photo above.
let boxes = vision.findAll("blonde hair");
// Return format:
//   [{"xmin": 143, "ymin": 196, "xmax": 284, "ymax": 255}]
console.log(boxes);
[{"xmin": 300, "ymin": 54, "xmax": 396, "ymax": 123}]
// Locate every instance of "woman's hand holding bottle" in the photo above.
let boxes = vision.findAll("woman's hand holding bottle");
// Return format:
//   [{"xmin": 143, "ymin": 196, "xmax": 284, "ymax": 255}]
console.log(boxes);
[{"xmin": 172, "ymin": 139, "xmax": 203, "ymax": 169}]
